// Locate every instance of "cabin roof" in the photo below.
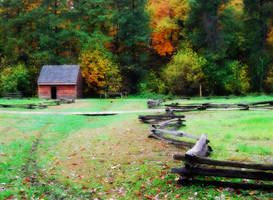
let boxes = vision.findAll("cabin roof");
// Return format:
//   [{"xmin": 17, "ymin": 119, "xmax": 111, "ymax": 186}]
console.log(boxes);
[{"xmin": 38, "ymin": 65, "xmax": 80, "ymax": 85}]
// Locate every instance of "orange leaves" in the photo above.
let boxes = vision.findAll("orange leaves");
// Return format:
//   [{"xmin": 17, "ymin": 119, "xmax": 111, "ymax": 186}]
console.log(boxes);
[
  {"xmin": 148, "ymin": 0, "xmax": 176, "ymax": 56},
  {"xmin": 148, "ymin": 0, "xmax": 189, "ymax": 57},
  {"xmin": 151, "ymin": 30, "xmax": 174, "ymax": 56}
]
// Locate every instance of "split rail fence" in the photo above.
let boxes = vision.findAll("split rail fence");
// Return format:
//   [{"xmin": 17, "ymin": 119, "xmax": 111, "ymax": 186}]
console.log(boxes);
[
  {"xmin": 139, "ymin": 99, "xmax": 273, "ymax": 190},
  {"xmin": 0, "ymin": 98, "xmax": 75, "ymax": 110}
]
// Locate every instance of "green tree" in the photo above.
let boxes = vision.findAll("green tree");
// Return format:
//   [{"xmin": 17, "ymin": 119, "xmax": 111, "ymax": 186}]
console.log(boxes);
[
  {"xmin": 112, "ymin": 0, "xmax": 150, "ymax": 93},
  {"xmin": 224, "ymin": 60, "xmax": 250, "ymax": 94},
  {"xmin": 0, "ymin": 64, "xmax": 30, "ymax": 95},
  {"xmin": 243, "ymin": 0, "xmax": 273, "ymax": 92},
  {"xmin": 185, "ymin": 0, "xmax": 231, "ymax": 94},
  {"xmin": 163, "ymin": 45, "xmax": 206, "ymax": 96},
  {"xmin": 70, "ymin": 0, "xmax": 114, "ymax": 49}
]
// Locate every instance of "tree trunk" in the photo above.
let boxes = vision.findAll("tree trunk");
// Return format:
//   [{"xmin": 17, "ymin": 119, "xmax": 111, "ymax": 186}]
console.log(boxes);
[{"xmin": 199, "ymin": 84, "xmax": 202, "ymax": 98}]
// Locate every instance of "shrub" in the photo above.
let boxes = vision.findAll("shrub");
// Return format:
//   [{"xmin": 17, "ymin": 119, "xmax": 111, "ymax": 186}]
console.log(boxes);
[
  {"xmin": 140, "ymin": 71, "xmax": 167, "ymax": 94},
  {"xmin": 0, "ymin": 64, "xmax": 30, "ymax": 95},
  {"xmin": 105, "ymin": 64, "xmax": 122, "ymax": 93},
  {"xmin": 224, "ymin": 60, "xmax": 250, "ymax": 95},
  {"xmin": 163, "ymin": 47, "xmax": 206, "ymax": 96}
]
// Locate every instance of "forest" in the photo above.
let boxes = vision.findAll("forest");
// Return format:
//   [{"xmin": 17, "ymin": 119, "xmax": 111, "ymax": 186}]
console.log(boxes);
[{"xmin": 0, "ymin": 0, "xmax": 272, "ymax": 97}]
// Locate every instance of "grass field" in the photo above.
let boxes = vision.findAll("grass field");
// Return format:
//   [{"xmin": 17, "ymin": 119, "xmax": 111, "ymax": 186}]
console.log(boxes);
[{"xmin": 0, "ymin": 96, "xmax": 273, "ymax": 199}]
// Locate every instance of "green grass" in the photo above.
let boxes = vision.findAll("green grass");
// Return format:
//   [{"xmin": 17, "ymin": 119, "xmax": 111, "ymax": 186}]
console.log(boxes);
[
  {"xmin": 0, "ymin": 96, "xmax": 273, "ymax": 199},
  {"xmin": 0, "ymin": 98, "xmax": 148, "ymax": 112}
]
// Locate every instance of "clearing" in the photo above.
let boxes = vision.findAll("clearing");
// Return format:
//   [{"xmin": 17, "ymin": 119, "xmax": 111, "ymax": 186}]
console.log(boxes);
[{"xmin": 0, "ymin": 96, "xmax": 272, "ymax": 199}]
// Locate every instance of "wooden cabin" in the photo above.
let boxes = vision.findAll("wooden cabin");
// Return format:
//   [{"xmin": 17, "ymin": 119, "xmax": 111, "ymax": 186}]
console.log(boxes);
[{"xmin": 37, "ymin": 65, "xmax": 82, "ymax": 99}]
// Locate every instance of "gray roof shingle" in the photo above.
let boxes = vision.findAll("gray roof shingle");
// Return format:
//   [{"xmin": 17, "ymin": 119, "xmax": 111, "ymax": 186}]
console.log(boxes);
[{"xmin": 38, "ymin": 65, "xmax": 80, "ymax": 85}]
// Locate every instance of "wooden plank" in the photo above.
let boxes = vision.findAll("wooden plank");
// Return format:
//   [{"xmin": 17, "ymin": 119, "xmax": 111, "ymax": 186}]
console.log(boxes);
[
  {"xmin": 171, "ymin": 166, "xmax": 273, "ymax": 181},
  {"xmin": 177, "ymin": 179, "xmax": 273, "ymax": 191},
  {"xmin": 139, "ymin": 114, "xmax": 185, "ymax": 120},
  {"xmin": 27, "ymin": 104, "xmax": 37, "ymax": 109},
  {"xmin": 39, "ymin": 103, "xmax": 48, "ymax": 109},
  {"xmin": 152, "ymin": 118, "xmax": 185, "ymax": 129},
  {"xmin": 0, "ymin": 104, "xmax": 12, "ymax": 108},
  {"xmin": 166, "ymin": 108, "xmax": 201, "ymax": 113},
  {"xmin": 147, "ymin": 99, "xmax": 163, "ymax": 108},
  {"xmin": 153, "ymin": 129, "xmax": 199, "ymax": 140},
  {"xmin": 55, "ymin": 100, "xmax": 61, "ymax": 105},
  {"xmin": 173, "ymin": 154, "xmax": 273, "ymax": 171},
  {"xmin": 153, "ymin": 118, "xmax": 181, "ymax": 127},
  {"xmin": 80, "ymin": 113, "xmax": 117, "ymax": 116},
  {"xmin": 250, "ymin": 101, "xmax": 273, "ymax": 106},
  {"xmin": 149, "ymin": 132, "xmax": 195, "ymax": 147},
  {"xmin": 186, "ymin": 134, "xmax": 210, "ymax": 157},
  {"xmin": 164, "ymin": 105, "xmax": 200, "ymax": 109}
]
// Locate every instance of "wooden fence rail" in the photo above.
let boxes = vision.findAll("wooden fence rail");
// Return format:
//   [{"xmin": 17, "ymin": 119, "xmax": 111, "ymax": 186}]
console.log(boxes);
[
  {"xmin": 0, "ymin": 98, "xmax": 75, "ymax": 110},
  {"xmin": 138, "ymin": 113, "xmax": 185, "ymax": 124},
  {"xmin": 172, "ymin": 135, "xmax": 273, "ymax": 190},
  {"xmin": 139, "ymin": 100, "xmax": 273, "ymax": 190},
  {"xmin": 164, "ymin": 101, "xmax": 273, "ymax": 113},
  {"xmin": 147, "ymin": 99, "xmax": 164, "ymax": 109}
]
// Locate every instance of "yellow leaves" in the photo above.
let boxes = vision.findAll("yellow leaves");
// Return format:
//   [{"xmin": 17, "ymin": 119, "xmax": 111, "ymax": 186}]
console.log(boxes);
[
  {"xmin": 218, "ymin": 0, "xmax": 244, "ymax": 16},
  {"xmin": 79, "ymin": 49, "xmax": 114, "ymax": 93},
  {"xmin": 22, "ymin": 0, "xmax": 42, "ymax": 11},
  {"xmin": 267, "ymin": 26, "xmax": 273, "ymax": 48}
]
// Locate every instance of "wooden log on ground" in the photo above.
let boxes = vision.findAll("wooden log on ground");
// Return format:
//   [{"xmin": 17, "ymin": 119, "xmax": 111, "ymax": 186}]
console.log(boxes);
[
  {"xmin": 250, "ymin": 101, "xmax": 273, "ymax": 106},
  {"xmin": 61, "ymin": 98, "xmax": 74, "ymax": 104},
  {"xmin": 177, "ymin": 179, "xmax": 273, "ymax": 191},
  {"xmin": 27, "ymin": 104, "xmax": 37, "ymax": 109},
  {"xmin": 152, "ymin": 118, "xmax": 185, "ymax": 130},
  {"xmin": 250, "ymin": 106, "xmax": 273, "ymax": 110},
  {"xmin": 39, "ymin": 103, "xmax": 48, "ymax": 109},
  {"xmin": 139, "ymin": 114, "xmax": 185, "ymax": 120},
  {"xmin": 153, "ymin": 118, "xmax": 181, "ymax": 127},
  {"xmin": 139, "ymin": 114, "xmax": 185, "ymax": 124},
  {"xmin": 164, "ymin": 104, "xmax": 199, "ymax": 109},
  {"xmin": 79, "ymin": 113, "xmax": 117, "ymax": 116},
  {"xmin": 2, "ymin": 92, "xmax": 23, "ymax": 99},
  {"xmin": 0, "ymin": 104, "xmax": 12, "ymax": 108},
  {"xmin": 186, "ymin": 134, "xmax": 210, "ymax": 157},
  {"xmin": 55, "ymin": 100, "xmax": 61, "ymax": 105},
  {"xmin": 173, "ymin": 155, "xmax": 273, "ymax": 171},
  {"xmin": 202, "ymin": 103, "xmax": 233, "ymax": 108},
  {"xmin": 171, "ymin": 166, "xmax": 273, "ymax": 181},
  {"xmin": 147, "ymin": 99, "xmax": 163, "ymax": 108},
  {"xmin": 166, "ymin": 106, "xmax": 207, "ymax": 113},
  {"xmin": 149, "ymin": 131, "xmax": 195, "ymax": 148},
  {"xmin": 152, "ymin": 129, "xmax": 199, "ymax": 140}
]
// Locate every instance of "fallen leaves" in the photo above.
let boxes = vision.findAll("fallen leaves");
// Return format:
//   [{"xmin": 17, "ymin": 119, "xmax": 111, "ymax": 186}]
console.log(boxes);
[
  {"xmin": 39, "ymin": 194, "xmax": 46, "ymax": 199},
  {"xmin": 70, "ymin": 153, "xmax": 77, "ymax": 157}
]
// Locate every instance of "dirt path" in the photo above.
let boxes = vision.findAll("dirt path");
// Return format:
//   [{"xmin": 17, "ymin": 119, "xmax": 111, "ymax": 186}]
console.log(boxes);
[
  {"xmin": 20, "ymin": 123, "xmax": 95, "ymax": 199},
  {"xmin": 0, "ymin": 109, "xmax": 165, "ymax": 115}
]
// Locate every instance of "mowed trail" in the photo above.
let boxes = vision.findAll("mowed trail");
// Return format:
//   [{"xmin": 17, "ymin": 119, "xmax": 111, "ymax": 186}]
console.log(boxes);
[{"xmin": 0, "ymin": 109, "xmax": 165, "ymax": 115}]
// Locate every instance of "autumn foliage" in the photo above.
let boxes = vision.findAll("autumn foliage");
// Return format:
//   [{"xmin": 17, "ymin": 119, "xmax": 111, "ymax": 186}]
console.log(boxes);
[
  {"xmin": 80, "ymin": 49, "xmax": 111, "ymax": 93},
  {"xmin": 79, "ymin": 48, "xmax": 122, "ymax": 94},
  {"xmin": 0, "ymin": 0, "xmax": 272, "ymax": 96},
  {"xmin": 148, "ymin": 0, "xmax": 189, "ymax": 57}
]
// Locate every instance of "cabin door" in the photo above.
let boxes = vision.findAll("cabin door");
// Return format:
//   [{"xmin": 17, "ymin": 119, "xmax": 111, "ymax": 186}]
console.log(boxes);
[{"xmin": 51, "ymin": 87, "xmax": 57, "ymax": 99}]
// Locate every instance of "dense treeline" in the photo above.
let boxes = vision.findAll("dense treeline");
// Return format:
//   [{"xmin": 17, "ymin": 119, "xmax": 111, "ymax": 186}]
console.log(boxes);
[{"xmin": 0, "ymin": 0, "xmax": 272, "ymax": 96}]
